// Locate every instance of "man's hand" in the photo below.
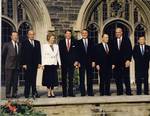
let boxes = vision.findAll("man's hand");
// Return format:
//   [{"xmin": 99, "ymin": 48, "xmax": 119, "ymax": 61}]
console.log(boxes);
[
  {"xmin": 23, "ymin": 65, "xmax": 27, "ymax": 70},
  {"xmin": 112, "ymin": 65, "xmax": 115, "ymax": 69},
  {"xmin": 74, "ymin": 61, "xmax": 78, "ymax": 67},
  {"xmin": 125, "ymin": 60, "xmax": 130, "ymax": 68},
  {"xmin": 92, "ymin": 62, "xmax": 96, "ymax": 68},
  {"xmin": 58, "ymin": 65, "xmax": 61, "ymax": 69},
  {"xmin": 77, "ymin": 63, "xmax": 80, "ymax": 68},
  {"xmin": 41, "ymin": 65, "xmax": 45, "ymax": 70},
  {"xmin": 96, "ymin": 65, "xmax": 100, "ymax": 70},
  {"xmin": 38, "ymin": 64, "xmax": 42, "ymax": 68}
]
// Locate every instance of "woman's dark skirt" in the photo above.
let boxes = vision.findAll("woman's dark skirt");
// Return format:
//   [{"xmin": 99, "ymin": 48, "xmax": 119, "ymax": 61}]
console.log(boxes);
[{"xmin": 42, "ymin": 65, "xmax": 58, "ymax": 87}]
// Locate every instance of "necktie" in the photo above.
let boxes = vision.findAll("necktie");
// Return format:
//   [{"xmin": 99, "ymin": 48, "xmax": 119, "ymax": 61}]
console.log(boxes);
[
  {"xmin": 84, "ymin": 39, "xmax": 88, "ymax": 52},
  {"xmin": 105, "ymin": 44, "xmax": 109, "ymax": 54},
  {"xmin": 141, "ymin": 45, "xmax": 144, "ymax": 55},
  {"xmin": 67, "ymin": 39, "xmax": 70, "ymax": 51},
  {"xmin": 15, "ymin": 42, "xmax": 18, "ymax": 55},
  {"xmin": 31, "ymin": 40, "xmax": 34, "ymax": 47},
  {"xmin": 118, "ymin": 39, "xmax": 121, "ymax": 50}
]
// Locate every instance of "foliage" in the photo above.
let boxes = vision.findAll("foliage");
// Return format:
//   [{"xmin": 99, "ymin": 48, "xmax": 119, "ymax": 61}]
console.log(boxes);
[{"xmin": 0, "ymin": 100, "xmax": 47, "ymax": 116}]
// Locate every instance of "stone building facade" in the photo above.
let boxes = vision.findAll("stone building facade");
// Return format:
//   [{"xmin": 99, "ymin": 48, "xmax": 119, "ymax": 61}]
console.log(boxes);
[{"xmin": 2, "ymin": 0, "xmax": 150, "ymax": 85}]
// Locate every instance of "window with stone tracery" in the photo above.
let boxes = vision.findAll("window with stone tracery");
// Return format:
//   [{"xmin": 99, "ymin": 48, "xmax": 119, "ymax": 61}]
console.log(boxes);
[
  {"xmin": 134, "ymin": 24, "xmax": 146, "ymax": 44},
  {"xmin": 2, "ymin": 0, "xmax": 32, "ymax": 85}
]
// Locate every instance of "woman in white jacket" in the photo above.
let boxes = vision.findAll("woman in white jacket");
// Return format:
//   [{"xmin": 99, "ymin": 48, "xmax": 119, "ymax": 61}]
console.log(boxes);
[{"xmin": 41, "ymin": 33, "xmax": 61, "ymax": 97}]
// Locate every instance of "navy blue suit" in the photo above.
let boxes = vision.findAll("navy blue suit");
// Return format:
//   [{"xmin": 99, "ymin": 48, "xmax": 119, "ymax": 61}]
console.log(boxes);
[
  {"xmin": 59, "ymin": 38, "xmax": 78, "ymax": 97},
  {"xmin": 133, "ymin": 44, "xmax": 150, "ymax": 95},
  {"xmin": 95, "ymin": 43, "xmax": 113, "ymax": 95},
  {"xmin": 21, "ymin": 39, "xmax": 41, "ymax": 97},
  {"xmin": 77, "ymin": 38, "xmax": 95, "ymax": 96},
  {"xmin": 110, "ymin": 37, "xmax": 132, "ymax": 95}
]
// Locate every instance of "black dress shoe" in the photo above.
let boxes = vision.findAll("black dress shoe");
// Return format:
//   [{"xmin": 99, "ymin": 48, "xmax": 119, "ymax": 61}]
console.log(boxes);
[
  {"xmin": 6, "ymin": 95, "xmax": 11, "ymax": 98},
  {"xmin": 81, "ymin": 94, "xmax": 85, "ymax": 96},
  {"xmin": 25, "ymin": 96, "xmax": 29, "ymax": 98},
  {"xmin": 144, "ymin": 93, "xmax": 149, "ymax": 95},
  {"xmin": 126, "ymin": 93, "xmax": 133, "ymax": 96},
  {"xmin": 117, "ymin": 93, "xmax": 123, "ymax": 96},
  {"xmin": 32, "ymin": 95, "xmax": 36, "ymax": 99},
  {"xmin": 33, "ymin": 93, "xmax": 40, "ymax": 98},
  {"xmin": 69, "ymin": 94, "xmax": 75, "ymax": 97},
  {"xmin": 100, "ymin": 94, "xmax": 104, "ymax": 96},
  {"xmin": 51, "ymin": 95, "xmax": 55, "ymax": 98},
  {"xmin": 63, "ymin": 94, "xmax": 67, "ymax": 97},
  {"xmin": 12, "ymin": 95, "xmax": 18, "ymax": 98},
  {"xmin": 88, "ymin": 94, "xmax": 94, "ymax": 96}
]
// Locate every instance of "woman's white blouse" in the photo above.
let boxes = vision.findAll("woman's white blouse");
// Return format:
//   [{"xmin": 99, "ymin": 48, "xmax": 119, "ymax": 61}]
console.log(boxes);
[{"xmin": 42, "ymin": 44, "xmax": 61, "ymax": 66}]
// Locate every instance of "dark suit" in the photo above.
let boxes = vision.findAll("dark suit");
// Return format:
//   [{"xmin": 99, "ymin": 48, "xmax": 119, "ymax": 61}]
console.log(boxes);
[
  {"xmin": 111, "ymin": 37, "xmax": 132, "ymax": 95},
  {"xmin": 133, "ymin": 44, "xmax": 150, "ymax": 95},
  {"xmin": 2, "ymin": 41, "xmax": 21, "ymax": 97},
  {"xmin": 21, "ymin": 39, "xmax": 41, "ymax": 97},
  {"xmin": 59, "ymin": 38, "xmax": 78, "ymax": 97},
  {"xmin": 77, "ymin": 38, "xmax": 95, "ymax": 96},
  {"xmin": 95, "ymin": 43, "xmax": 113, "ymax": 95}
]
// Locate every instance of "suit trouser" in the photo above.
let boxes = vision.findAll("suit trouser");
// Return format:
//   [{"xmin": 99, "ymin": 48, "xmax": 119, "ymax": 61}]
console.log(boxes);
[
  {"xmin": 61, "ymin": 66, "xmax": 74, "ymax": 96},
  {"xmin": 5, "ymin": 69, "xmax": 18, "ymax": 96},
  {"xmin": 24, "ymin": 67, "xmax": 37, "ymax": 97},
  {"xmin": 114, "ymin": 67, "xmax": 131, "ymax": 95},
  {"xmin": 136, "ymin": 73, "xmax": 149, "ymax": 95},
  {"xmin": 99, "ymin": 72, "xmax": 111, "ymax": 95},
  {"xmin": 79, "ymin": 66, "xmax": 94, "ymax": 96}
]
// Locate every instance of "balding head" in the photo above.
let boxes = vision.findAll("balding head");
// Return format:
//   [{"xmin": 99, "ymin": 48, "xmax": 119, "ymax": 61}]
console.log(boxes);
[
  {"xmin": 27, "ymin": 30, "xmax": 35, "ymax": 40},
  {"xmin": 115, "ymin": 27, "xmax": 123, "ymax": 38}
]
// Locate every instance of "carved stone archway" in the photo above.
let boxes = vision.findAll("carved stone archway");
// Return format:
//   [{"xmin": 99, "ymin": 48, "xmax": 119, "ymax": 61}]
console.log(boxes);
[{"xmin": 19, "ymin": 0, "xmax": 55, "ymax": 44}]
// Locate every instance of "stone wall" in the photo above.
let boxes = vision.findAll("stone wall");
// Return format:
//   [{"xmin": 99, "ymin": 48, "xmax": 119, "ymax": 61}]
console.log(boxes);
[{"xmin": 44, "ymin": 0, "xmax": 84, "ymax": 36}]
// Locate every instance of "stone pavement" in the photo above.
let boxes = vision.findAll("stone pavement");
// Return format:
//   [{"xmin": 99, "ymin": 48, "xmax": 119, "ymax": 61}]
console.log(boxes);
[{"xmin": 1, "ymin": 84, "xmax": 139, "ymax": 99}]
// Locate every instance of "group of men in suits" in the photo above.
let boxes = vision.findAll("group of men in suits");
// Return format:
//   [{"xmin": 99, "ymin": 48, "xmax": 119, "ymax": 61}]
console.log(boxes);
[
  {"xmin": 95, "ymin": 28, "xmax": 150, "ymax": 96},
  {"xmin": 2, "ymin": 30, "xmax": 41, "ymax": 98},
  {"xmin": 2, "ymin": 28, "xmax": 150, "ymax": 98}
]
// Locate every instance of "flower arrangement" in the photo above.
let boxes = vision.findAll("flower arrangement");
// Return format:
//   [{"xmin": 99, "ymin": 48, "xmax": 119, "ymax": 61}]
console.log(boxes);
[{"xmin": 0, "ymin": 100, "xmax": 47, "ymax": 116}]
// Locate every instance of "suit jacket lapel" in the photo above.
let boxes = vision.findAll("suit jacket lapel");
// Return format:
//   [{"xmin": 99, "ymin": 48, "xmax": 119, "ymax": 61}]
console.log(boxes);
[
  {"xmin": 102, "ymin": 43, "xmax": 109, "ymax": 54},
  {"xmin": 10, "ymin": 41, "xmax": 16, "ymax": 54},
  {"xmin": 101, "ymin": 44, "xmax": 106, "ymax": 54},
  {"xmin": 119, "ymin": 37, "xmax": 124, "ymax": 50},
  {"xmin": 63, "ymin": 39, "xmax": 68, "ymax": 52},
  {"xmin": 115, "ymin": 38, "xmax": 118, "ymax": 50},
  {"xmin": 18, "ymin": 43, "xmax": 21, "ymax": 54},
  {"xmin": 138, "ymin": 45, "xmax": 144, "ymax": 56}
]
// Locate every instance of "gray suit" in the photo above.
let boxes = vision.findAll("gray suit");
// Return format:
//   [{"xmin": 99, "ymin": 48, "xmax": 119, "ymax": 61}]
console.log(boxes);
[{"xmin": 2, "ymin": 41, "xmax": 21, "ymax": 97}]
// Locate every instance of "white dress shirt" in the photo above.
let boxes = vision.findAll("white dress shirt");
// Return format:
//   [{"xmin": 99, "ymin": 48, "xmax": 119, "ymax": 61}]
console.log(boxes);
[
  {"xmin": 102, "ymin": 42, "xmax": 109, "ymax": 53},
  {"xmin": 82, "ymin": 38, "xmax": 88, "ymax": 51},
  {"xmin": 65, "ymin": 39, "xmax": 71, "ymax": 48},
  {"xmin": 29, "ymin": 39, "xmax": 35, "ymax": 46},
  {"xmin": 42, "ymin": 43, "xmax": 61, "ymax": 66},
  {"xmin": 117, "ymin": 36, "xmax": 122, "ymax": 49},
  {"xmin": 140, "ymin": 44, "xmax": 145, "ymax": 55}
]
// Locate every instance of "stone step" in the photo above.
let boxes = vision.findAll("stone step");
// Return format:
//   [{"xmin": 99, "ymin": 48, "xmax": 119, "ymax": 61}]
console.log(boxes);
[{"xmin": 1, "ymin": 95, "xmax": 150, "ymax": 106}]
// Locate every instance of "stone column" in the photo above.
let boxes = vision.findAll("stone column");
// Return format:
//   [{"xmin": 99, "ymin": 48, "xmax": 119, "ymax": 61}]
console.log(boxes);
[
  {"xmin": 13, "ymin": 0, "xmax": 18, "ymax": 28},
  {"xmin": 129, "ymin": 0, "xmax": 135, "ymax": 84}
]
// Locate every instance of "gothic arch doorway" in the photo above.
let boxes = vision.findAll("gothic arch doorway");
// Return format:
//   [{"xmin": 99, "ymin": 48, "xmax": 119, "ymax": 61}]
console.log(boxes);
[
  {"xmin": 2, "ymin": 18, "xmax": 16, "ymax": 44},
  {"xmin": 103, "ymin": 20, "xmax": 132, "ymax": 41},
  {"xmin": 18, "ymin": 22, "xmax": 32, "ymax": 42}
]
